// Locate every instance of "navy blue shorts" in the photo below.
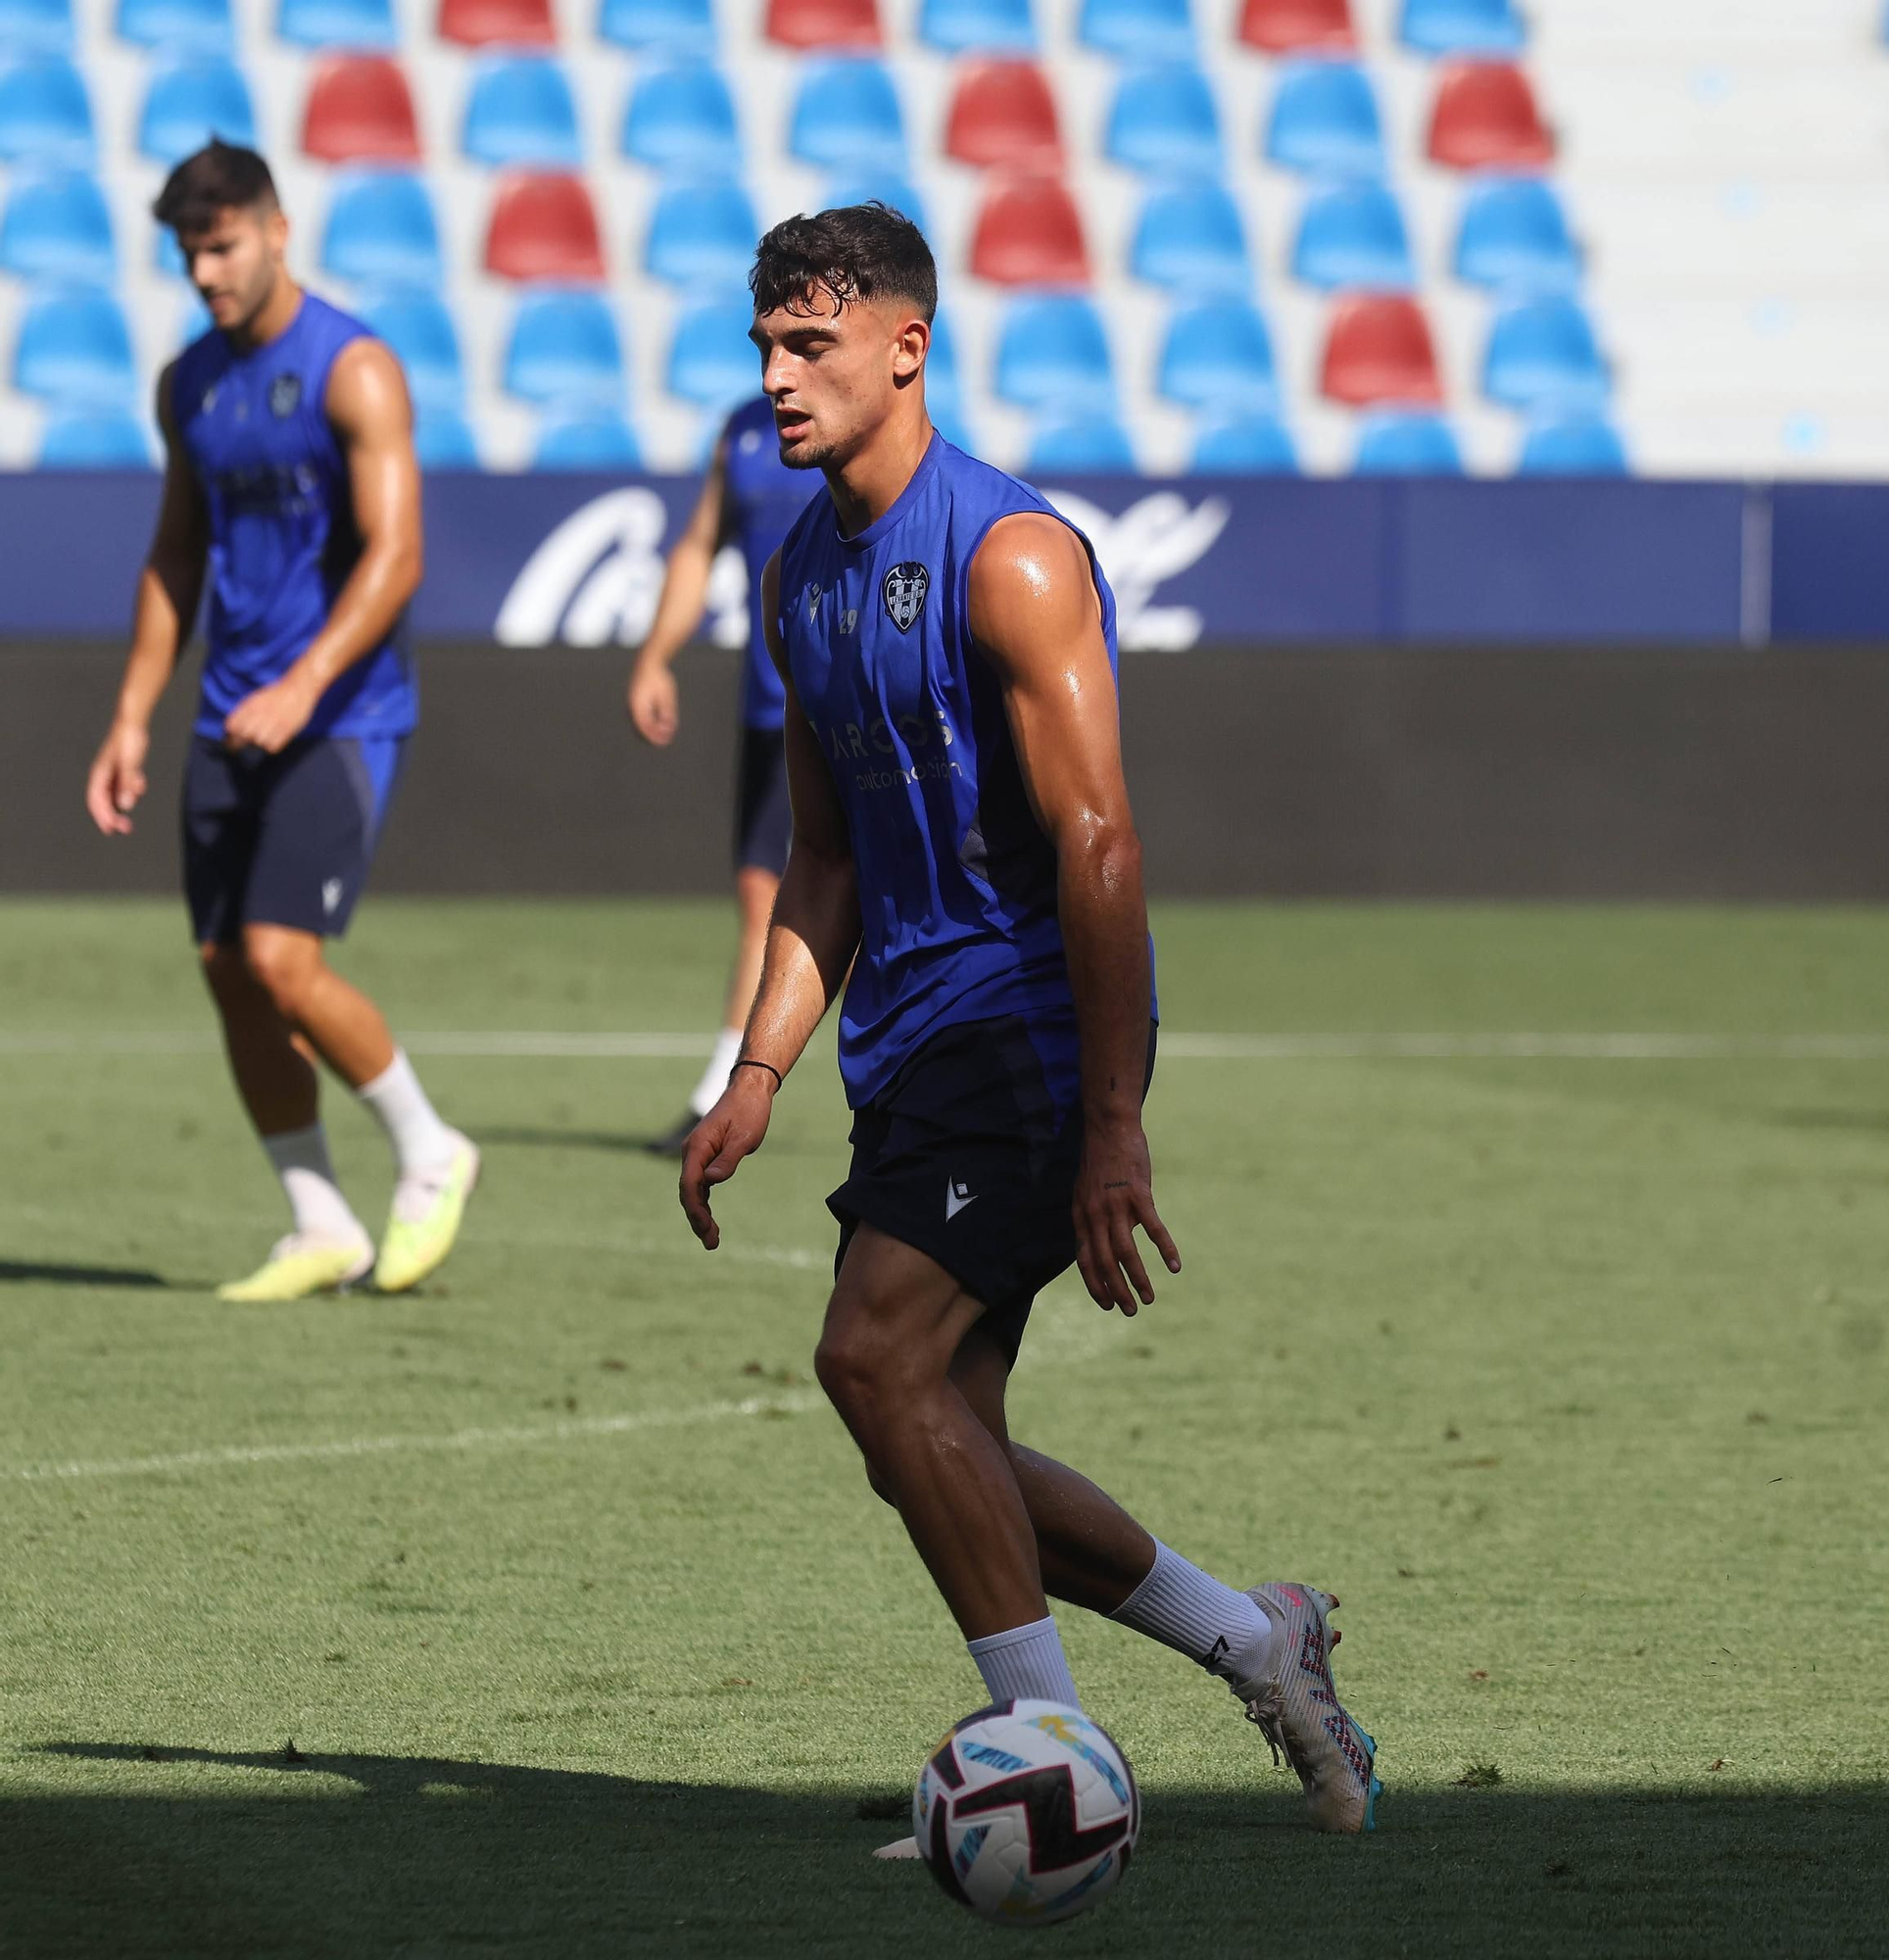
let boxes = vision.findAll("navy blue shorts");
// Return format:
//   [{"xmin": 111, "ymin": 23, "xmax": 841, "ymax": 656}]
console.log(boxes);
[
  {"xmin": 181, "ymin": 733, "xmax": 406, "ymax": 945},
  {"xmin": 736, "ymin": 724, "xmax": 791, "ymax": 878}
]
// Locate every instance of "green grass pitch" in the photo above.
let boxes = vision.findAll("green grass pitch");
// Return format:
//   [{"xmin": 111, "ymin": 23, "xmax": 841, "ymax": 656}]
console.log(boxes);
[{"xmin": 1, "ymin": 898, "xmax": 1884, "ymax": 1957}]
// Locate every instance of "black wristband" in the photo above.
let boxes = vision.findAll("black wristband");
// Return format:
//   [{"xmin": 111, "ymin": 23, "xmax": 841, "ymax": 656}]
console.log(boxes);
[{"xmin": 732, "ymin": 1057, "xmax": 784, "ymax": 1091}]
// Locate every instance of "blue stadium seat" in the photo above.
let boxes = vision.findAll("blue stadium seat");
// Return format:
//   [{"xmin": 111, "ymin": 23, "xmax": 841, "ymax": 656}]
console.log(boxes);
[
  {"xmin": 278, "ymin": 0, "xmax": 398, "ymax": 47},
  {"xmin": 39, "ymin": 405, "xmax": 153, "ymax": 466},
  {"xmin": 0, "ymin": 0, "xmax": 73, "ymax": 55},
  {"xmin": 321, "ymin": 172, "xmax": 442, "ymax": 286},
  {"xmin": 1192, "ymin": 410, "xmax": 1297, "ymax": 473},
  {"xmin": 1352, "ymin": 410, "xmax": 1462, "ymax": 473},
  {"xmin": 118, "ymin": 0, "xmax": 233, "ymax": 51},
  {"xmin": 1104, "ymin": 64, "xmax": 1220, "ymax": 175},
  {"xmin": 1157, "ymin": 296, "xmax": 1277, "ymax": 410},
  {"xmin": 1517, "ymin": 409, "xmax": 1626, "ymax": 475},
  {"xmin": 1398, "ymin": 0, "xmax": 1523, "ymax": 57},
  {"xmin": 926, "ymin": 309, "xmax": 960, "ymax": 406},
  {"xmin": 14, "ymin": 285, "xmax": 136, "ymax": 403},
  {"xmin": 601, "ymin": 0, "xmax": 715, "ymax": 52},
  {"xmin": 413, "ymin": 406, "xmax": 481, "ymax": 468},
  {"xmin": 1292, "ymin": 178, "xmax": 1414, "ymax": 290},
  {"xmin": 139, "ymin": 56, "xmax": 255, "ymax": 166},
  {"xmin": 505, "ymin": 289, "xmax": 627, "ymax": 406},
  {"xmin": 175, "ymin": 286, "xmax": 212, "ymax": 344},
  {"xmin": 1265, "ymin": 59, "xmax": 1382, "ymax": 177},
  {"xmin": 155, "ymin": 221, "xmax": 185, "ymax": 275},
  {"xmin": 1482, "ymin": 294, "xmax": 1608, "ymax": 410},
  {"xmin": 823, "ymin": 171, "xmax": 929, "ymax": 230},
  {"xmin": 0, "ymin": 58, "xmax": 94, "ymax": 167},
  {"xmin": 1454, "ymin": 175, "xmax": 1579, "ymax": 293},
  {"xmin": 0, "ymin": 171, "xmax": 114, "ymax": 283},
  {"xmin": 646, "ymin": 175, "xmax": 757, "ymax": 285},
  {"xmin": 918, "ymin": 0, "xmax": 1034, "ymax": 54},
  {"xmin": 1079, "ymin": 0, "xmax": 1192, "ymax": 61},
  {"xmin": 666, "ymin": 291, "xmax": 757, "ymax": 407},
  {"xmin": 462, "ymin": 56, "xmax": 582, "ymax": 168},
  {"xmin": 1026, "ymin": 413, "xmax": 1137, "ymax": 474},
  {"xmin": 789, "ymin": 59, "xmax": 905, "ymax": 172},
  {"xmin": 930, "ymin": 398, "xmax": 977, "ymax": 456},
  {"xmin": 621, "ymin": 60, "xmax": 739, "ymax": 170},
  {"xmin": 363, "ymin": 289, "xmax": 465, "ymax": 411},
  {"xmin": 533, "ymin": 407, "xmax": 644, "ymax": 468},
  {"xmin": 993, "ymin": 293, "xmax": 1115, "ymax": 412},
  {"xmin": 1129, "ymin": 177, "xmax": 1249, "ymax": 293}
]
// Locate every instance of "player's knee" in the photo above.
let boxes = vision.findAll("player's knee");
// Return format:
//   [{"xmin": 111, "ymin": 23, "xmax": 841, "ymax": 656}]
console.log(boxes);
[
  {"xmin": 241, "ymin": 929, "xmax": 319, "ymax": 1017},
  {"xmin": 813, "ymin": 1311, "xmax": 909, "ymax": 1424},
  {"xmin": 862, "ymin": 1457, "xmax": 897, "ymax": 1507}
]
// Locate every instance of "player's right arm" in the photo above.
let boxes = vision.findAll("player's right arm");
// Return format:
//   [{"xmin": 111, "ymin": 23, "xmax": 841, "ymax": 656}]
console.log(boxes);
[
  {"xmin": 85, "ymin": 362, "xmax": 208, "ymax": 836},
  {"xmin": 626, "ymin": 434, "xmax": 732, "ymax": 747},
  {"xmin": 680, "ymin": 549, "xmax": 859, "ymax": 1250}
]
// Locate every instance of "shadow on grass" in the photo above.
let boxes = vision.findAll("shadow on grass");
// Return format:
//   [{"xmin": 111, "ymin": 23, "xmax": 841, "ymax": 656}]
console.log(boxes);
[
  {"xmin": 4, "ymin": 1742, "xmax": 1882, "ymax": 1959},
  {"xmin": 477, "ymin": 1124, "xmax": 654, "ymax": 1156},
  {"xmin": 0, "ymin": 1260, "xmax": 170, "ymax": 1289}
]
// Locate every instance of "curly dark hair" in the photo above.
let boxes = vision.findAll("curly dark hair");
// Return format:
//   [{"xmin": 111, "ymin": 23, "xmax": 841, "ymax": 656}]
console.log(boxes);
[
  {"xmin": 152, "ymin": 139, "xmax": 278, "ymax": 235},
  {"xmin": 750, "ymin": 202, "xmax": 937, "ymax": 322}
]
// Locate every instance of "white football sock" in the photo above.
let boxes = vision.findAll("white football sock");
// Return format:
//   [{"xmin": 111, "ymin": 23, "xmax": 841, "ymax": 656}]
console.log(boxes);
[
  {"xmin": 357, "ymin": 1050, "xmax": 458, "ymax": 1177},
  {"xmin": 688, "ymin": 1026, "xmax": 746, "ymax": 1116},
  {"xmin": 262, "ymin": 1124, "xmax": 365, "ymax": 1244},
  {"xmin": 966, "ymin": 1614, "xmax": 1081, "ymax": 1709},
  {"xmin": 1110, "ymin": 1542, "xmax": 1276, "ymax": 1690}
]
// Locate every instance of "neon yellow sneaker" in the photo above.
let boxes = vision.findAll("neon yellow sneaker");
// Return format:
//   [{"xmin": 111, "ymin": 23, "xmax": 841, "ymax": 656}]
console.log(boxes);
[
  {"xmin": 217, "ymin": 1233, "xmax": 374, "ymax": 1302},
  {"xmin": 374, "ymin": 1135, "xmax": 481, "ymax": 1294}
]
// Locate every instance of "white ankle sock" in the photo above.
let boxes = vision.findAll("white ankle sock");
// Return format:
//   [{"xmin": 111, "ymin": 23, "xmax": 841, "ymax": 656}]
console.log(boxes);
[
  {"xmin": 357, "ymin": 1050, "xmax": 458, "ymax": 1177},
  {"xmin": 1110, "ymin": 1542, "xmax": 1276, "ymax": 1689},
  {"xmin": 689, "ymin": 1027, "xmax": 746, "ymax": 1117},
  {"xmin": 966, "ymin": 1614, "xmax": 1081, "ymax": 1709},
  {"xmin": 263, "ymin": 1124, "xmax": 364, "ymax": 1243}
]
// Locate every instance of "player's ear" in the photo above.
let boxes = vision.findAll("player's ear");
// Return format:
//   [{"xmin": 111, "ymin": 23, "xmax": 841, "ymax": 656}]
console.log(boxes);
[{"xmin": 892, "ymin": 315, "xmax": 929, "ymax": 382}]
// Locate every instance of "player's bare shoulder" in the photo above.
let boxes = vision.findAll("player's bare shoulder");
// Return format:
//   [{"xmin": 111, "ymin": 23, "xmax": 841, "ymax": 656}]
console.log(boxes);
[
  {"xmin": 324, "ymin": 334, "xmax": 413, "ymax": 436},
  {"xmin": 967, "ymin": 510, "xmax": 1104, "ymax": 665}
]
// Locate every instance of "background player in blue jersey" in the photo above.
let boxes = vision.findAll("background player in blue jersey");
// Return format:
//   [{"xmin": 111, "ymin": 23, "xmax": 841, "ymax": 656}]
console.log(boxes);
[
  {"xmin": 82, "ymin": 142, "xmax": 478, "ymax": 1303},
  {"xmin": 680, "ymin": 206, "xmax": 1380, "ymax": 1839},
  {"xmin": 626, "ymin": 395, "xmax": 819, "ymax": 1153}
]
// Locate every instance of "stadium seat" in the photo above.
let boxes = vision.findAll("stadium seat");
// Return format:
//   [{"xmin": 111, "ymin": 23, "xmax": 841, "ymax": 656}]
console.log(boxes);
[
  {"xmin": 1157, "ymin": 296, "xmax": 1278, "ymax": 410},
  {"xmin": 1397, "ymin": 0, "xmax": 1522, "ymax": 58},
  {"xmin": 1079, "ymin": 0, "xmax": 1191, "ymax": 60},
  {"xmin": 968, "ymin": 173, "xmax": 1089, "ymax": 285},
  {"xmin": 1237, "ymin": 0, "xmax": 1352, "ymax": 54},
  {"xmin": 462, "ymin": 56, "xmax": 582, "ymax": 169},
  {"xmin": 302, "ymin": 56, "xmax": 421, "ymax": 165},
  {"xmin": 1352, "ymin": 410, "xmax": 1462, "ymax": 473},
  {"xmin": 363, "ymin": 288, "xmax": 464, "ymax": 410},
  {"xmin": 1426, "ymin": 60, "xmax": 1552, "ymax": 170},
  {"xmin": 646, "ymin": 175, "xmax": 757, "ymax": 286},
  {"xmin": 666, "ymin": 291, "xmax": 759, "ymax": 407},
  {"xmin": 788, "ymin": 59, "xmax": 905, "ymax": 172},
  {"xmin": 0, "ymin": 171, "xmax": 115, "ymax": 284},
  {"xmin": 993, "ymin": 292, "xmax": 1113, "ymax": 411},
  {"xmin": 823, "ymin": 171, "xmax": 929, "ymax": 230},
  {"xmin": 918, "ymin": 0, "xmax": 1034, "ymax": 55},
  {"xmin": 1517, "ymin": 409, "xmax": 1626, "ymax": 475},
  {"xmin": 1104, "ymin": 64, "xmax": 1221, "ymax": 176},
  {"xmin": 1291, "ymin": 179, "xmax": 1415, "ymax": 291},
  {"xmin": 600, "ymin": 0, "xmax": 715, "ymax": 52},
  {"xmin": 1191, "ymin": 410, "xmax": 1297, "ymax": 472},
  {"xmin": 944, "ymin": 59, "xmax": 1061, "ymax": 171},
  {"xmin": 119, "ymin": 0, "xmax": 232, "ymax": 50},
  {"xmin": 485, "ymin": 171, "xmax": 605, "ymax": 280},
  {"xmin": 1265, "ymin": 59, "xmax": 1383, "ymax": 178},
  {"xmin": 1319, "ymin": 293, "xmax": 1442, "ymax": 405},
  {"xmin": 321, "ymin": 172, "xmax": 443, "ymax": 286},
  {"xmin": 765, "ymin": 0, "xmax": 880, "ymax": 49},
  {"xmin": 1482, "ymin": 293, "xmax": 1608, "ymax": 411},
  {"xmin": 1453, "ymin": 175, "xmax": 1579, "ymax": 293},
  {"xmin": 533, "ymin": 407, "xmax": 644, "ymax": 468},
  {"xmin": 926, "ymin": 308, "xmax": 959, "ymax": 404},
  {"xmin": 278, "ymin": 0, "xmax": 398, "ymax": 49},
  {"xmin": 14, "ymin": 285, "xmax": 136, "ymax": 403},
  {"xmin": 1128, "ymin": 177, "xmax": 1249, "ymax": 294},
  {"xmin": 1026, "ymin": 413, "xmax": 1137, "ymax": 473},
  {"xmin": 440, "ymin": 0, "xmax": 557, "ymax": 45},
  {"xmin": 505, "ymin": 289, "xmax": 626, "ymax": 406},
  {"xmin": 413, "ymin": 405, "xmax": 480, "ymax": 467},
  {"xmin": 621, "ymin": 61, "xmax": 739, "ymax": 172},
  {"xmin": 0, "ymin": 0, "xmax": 72, "ymax": 56},
  {"xmin": 38, "ymin": 405, "xmax": 152, "ymax": 467},
  {"xmin": 0, "ymin": 58, "xmax": 92, "ymax": 168},
  {"xmin": 139, "ymin": 57, "xmax": 256, "ymax": 167}
]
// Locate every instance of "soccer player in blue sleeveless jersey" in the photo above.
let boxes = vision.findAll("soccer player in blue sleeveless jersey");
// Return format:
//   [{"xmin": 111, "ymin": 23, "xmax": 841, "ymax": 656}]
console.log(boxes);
[
  {"xmin": 83, "ymin": 143, "xmax": 479, "ymax": 1302},
  {"xmin": 627, "ymin": 395, "xmax": 820, "ymax": 1152},
  {"xmin": 680, "ymin": 207, "xmax": 1380, "ymax": 1838}
]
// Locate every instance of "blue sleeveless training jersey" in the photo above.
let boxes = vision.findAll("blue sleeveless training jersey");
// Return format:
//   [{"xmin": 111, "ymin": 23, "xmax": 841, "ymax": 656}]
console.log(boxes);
[
  {"xmin": 171, "ymin": 291, "xmax": 416, "ymax": 742},
  {"xmin": 721, "ymin": 395, "xmax": 820, "ymax": 731},
  {"xmin": 778, "ymin": 432, "xmax": 1153, "ymax": 1113}
]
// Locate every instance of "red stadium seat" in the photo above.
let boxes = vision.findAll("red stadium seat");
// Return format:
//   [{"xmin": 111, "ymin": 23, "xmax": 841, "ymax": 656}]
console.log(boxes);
[
  {"xmin": 969, "ymin": 172, "xmax": 1089, "ymax": 286},
  {"xmin": 301, "ymin": 55, "xmax": 421, "ymax": 165},
  {"xmin": 944, "ymin": 59, "xmax": 1062, "ymax": 172},
  {"xmin": 439, "ymin": 0, "xmax": 557, "ymax": 43},
  {"xmin": 764, "ymin": 0, "xmax": 880, "ymax": 48},
  {"xmin": 1319, "ymin": 294, "xmax": 1443, "ymax": 406},
  {"xmin": 484, "ymin": 172, "xmax": 605, "ymax": 280},
  {"xmin": 1426, "ymin": 60, "xmax": 1553, "ymax": 170},
  {"xmin": 1238, "ymin": 0, "xmax": 1356, "ymax": 54}
]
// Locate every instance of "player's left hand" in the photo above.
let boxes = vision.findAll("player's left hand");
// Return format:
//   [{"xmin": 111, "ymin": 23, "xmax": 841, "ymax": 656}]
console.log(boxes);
[
  {"xmin": 223, "ymin": 672, "xmax": 321, "ymax": 754},
  {"xmin": 679, "ymin": 1070, "xmax": 776, "ymax": 1250},
  {"xmin": 1074, "ymin": 1116, "xmax": 1182, "ymax": 1315}
]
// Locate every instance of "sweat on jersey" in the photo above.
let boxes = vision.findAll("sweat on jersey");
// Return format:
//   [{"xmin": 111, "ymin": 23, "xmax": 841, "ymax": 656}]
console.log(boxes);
[
  {"xmin": 778, "ymin": 431, "xmax": 1156, "ymax": 1117},
  {"xmin": 722, "ymin": 394, "xmax": 823, "ymax": 733},
  {"xmin": 171, "ymin": 291, "xmax": 417, "ymax": 744}
]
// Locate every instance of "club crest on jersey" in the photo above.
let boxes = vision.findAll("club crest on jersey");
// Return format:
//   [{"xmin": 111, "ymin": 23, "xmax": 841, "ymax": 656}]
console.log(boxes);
[
  {"xmin": 883, "ymin": 562, "xmax": 930, "ymax": 633},
  {"xmin": 268, "ymin": 373, "xmax": 303, "ymax": 418}
]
